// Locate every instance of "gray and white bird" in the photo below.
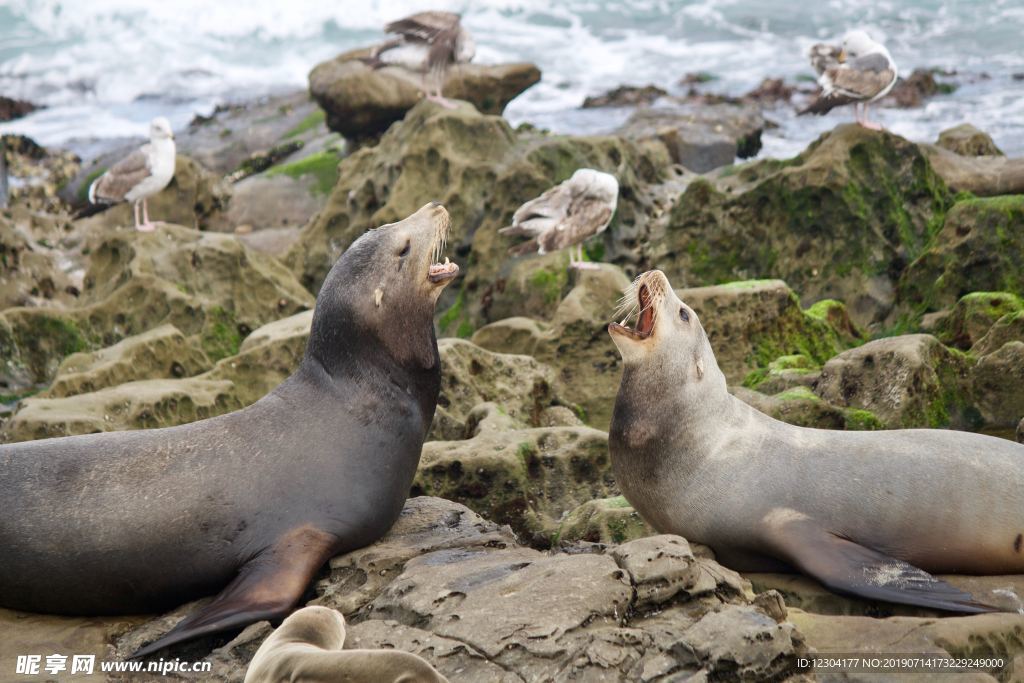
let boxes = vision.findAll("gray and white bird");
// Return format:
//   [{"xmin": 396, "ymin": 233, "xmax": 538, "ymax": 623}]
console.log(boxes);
[
  {"xmin": 88, "ymin": 117, "xmax": 176, "ymax": 232},
  {"xmin": 367, "ymin": 11, "xmax": 475, "ymax": 108},
  {"xmin": 800, "ymin": 30, "xmax": 898, "ymax": 130},
  {"xmin": 500, "ymin": 169, "xmax": 619, "ymax": 271}
]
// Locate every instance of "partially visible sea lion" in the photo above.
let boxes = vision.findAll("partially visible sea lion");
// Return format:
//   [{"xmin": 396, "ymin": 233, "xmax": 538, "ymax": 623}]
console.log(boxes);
[
  {"xmin": 0, "ymin": 203, "xmax": 460, "ymax": 657},
  {"xmin": 607, "ymin": 270, "xmax": 1024, "ymax": 612},
  {"xmin": 244, "ymin": 606, "xmax": 447, "ymax": 683}
]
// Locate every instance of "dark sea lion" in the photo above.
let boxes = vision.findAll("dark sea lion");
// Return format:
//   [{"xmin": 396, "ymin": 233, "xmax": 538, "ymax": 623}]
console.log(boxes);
[
  {"xmin": 0, "ymin": 203, "xmax": 459, "ymax": 657},
  {"xmin": 244, "ymin": 606, "xmax": 447, "ymax": 683},
  {"xmin": 608, "ymin": 270, "xmax": 1024, "ymax": 613}
]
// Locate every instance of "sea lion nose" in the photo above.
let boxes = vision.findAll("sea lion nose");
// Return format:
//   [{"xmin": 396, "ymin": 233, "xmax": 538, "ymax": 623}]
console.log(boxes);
[{"xmin": 429, "ymin": 200, "xmax": 442, "ymax": 208}]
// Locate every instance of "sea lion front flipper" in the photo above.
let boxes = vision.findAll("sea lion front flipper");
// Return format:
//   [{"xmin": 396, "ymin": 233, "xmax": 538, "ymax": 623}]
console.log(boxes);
[
  {"xmin": 763, "ymin": 512, "xmax": 999, "ymax": 614},
  {"xmin": 132, "ymin": 526, "xmax": 339, "ymax": 659}
]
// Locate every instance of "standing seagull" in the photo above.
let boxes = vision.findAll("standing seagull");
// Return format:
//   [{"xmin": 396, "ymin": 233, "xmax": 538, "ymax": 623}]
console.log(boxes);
[
  {"xmin": 367, "ymin": 11, "xmax": 475, "ymax": 108},
  {"xmin": 88, "ymin": 117, "xmax": 176, "ymax": 232},
  {"xmin": 500, "ymin": 169, "xmax": 619, "ymax": 271},
  {"xmin": 799, "ymin": 30, "xmax": 897, "ymax": 130}
]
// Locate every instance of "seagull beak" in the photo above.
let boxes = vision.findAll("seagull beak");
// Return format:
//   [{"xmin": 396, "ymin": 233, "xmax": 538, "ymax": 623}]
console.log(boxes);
[{"xmin": 837, "ymin": 49, "xmax": 847, "ymax": 63}]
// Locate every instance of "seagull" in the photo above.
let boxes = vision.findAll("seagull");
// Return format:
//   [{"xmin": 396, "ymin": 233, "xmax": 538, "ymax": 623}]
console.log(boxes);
[
  {"xmin": 366, "ymin": 11, "xmax": 475, "ymax": 109},
  {"xmin": 88, "ymin": 117, "xmax": 176, "ymax": 232},
  {"xmin": 799, "ymin": 30, "xmax": 898, "ymax": 131},
  {"xmin": 500, "ymin": 169, "xmax": 619, "ymax": 271}
]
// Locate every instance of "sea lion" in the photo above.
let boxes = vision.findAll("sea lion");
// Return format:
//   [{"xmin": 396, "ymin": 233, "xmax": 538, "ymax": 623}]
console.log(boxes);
[
  {"xmin": 244, "ymin": 606, "xmax": 447, "ymax": 683},
  {"xmin": 607, "ymin": 270, "xmax": 1024, "ymax": 613},
  {"xmin": 0, "ymin": 203, "xmax": 460, "ymax": 657}
]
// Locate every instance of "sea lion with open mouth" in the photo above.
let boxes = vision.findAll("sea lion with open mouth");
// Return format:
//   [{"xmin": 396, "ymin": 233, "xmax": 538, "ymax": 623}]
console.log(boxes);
[
  {"xmin": 0, "ymin": 202, "xmax": 459, "ymax": 657},
  {"xmin": 608, "ymin": 270, "xmax": 1024, "ymax": 613}
]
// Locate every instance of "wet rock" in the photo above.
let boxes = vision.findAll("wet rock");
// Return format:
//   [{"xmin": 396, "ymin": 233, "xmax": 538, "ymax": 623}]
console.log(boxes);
[
  {"xmin": 900, "ymin": 196, "xmax": 1024, "ymax": 312},
  {"xmin": 668, "ymin": 125, "xmax": 953, "ymax": 326},
  {"xmin": 923, "ymin": 144, "xmax": 1024, "ymax": 196},
  {"xmin": 557, "ymin": 496, "xmax": 655, "ymax": 545},
  {"xmin": 617, "ymin": 103, "xmax": 765, "ymax": 172},
  {"xmin": 883, "ymin": 68, "xmax": 957, "ymax": 108},
  {"xmin": 936, "ymin": 123, "xmax": 1004, "ymax": 157},
  {"xmin": 44, "ymin": 324, "xmax": 211, "ymax": 398},
  {"xmin": 677, "ymin": 279, "xmax": 848, "ymax": 384},
  {"xmin": 971, "ymin": 341, "xmax": 1024, "ymax": 429},
  {"xmin": 51, "ymin": 497, "xmax": 803, "ymax": 681},
  {"xmin": 0, "ymin": 95, "xmax": 38, "ymax": 122},
  {"xmin": 416, "ymin": 419, "xmax": 613, "ymax": 545},
  {"xmin": 933, "ymin": 292, "xmax": 1023, "ymax": 350},
  {"xmin": 582, "ymin": 84, "xmax": 668, "ymax": 108},
  {"xmin": 308, "ymin": 50, "xmax": 540, "ymax": 139},
  {"xmin": 814, "ymin": 334, "xmax": 976, "ymax": 429}
]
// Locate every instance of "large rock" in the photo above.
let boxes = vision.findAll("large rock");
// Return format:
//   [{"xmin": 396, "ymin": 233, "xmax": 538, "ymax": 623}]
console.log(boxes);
[
  {"xmin": 923, "ymin": 144, "xmax": 1024, "ymax": 196},
  {"xmin": 934, "ymin": 291, "xmax": 1023, "ymax": 350},
  {"xmin": 971, "ymin": 341, "xmax": 1024, "ymax": 428},
  {"xmin": 814, "ymin": 334, "xmax": 977, "ymax": 429},
  {"xmin": 972, "ymin": 310, "xmax": 1024, "ymax": 356},
  {"xmin": 617, "ymin": 103, "xmax": 765, "ymax": 172},
  {"xmin": 664, "ymin": 125, "xmax": 953, "ymax": 326},
  {"xmin": 936, "ymin": 123, "xmax": 1004, "ymax": 157},
  {"xmin": 44, "ymin": 324, "xmax": 211, "ymax": 398},
  {"xmin": 900, "ymin": 195, "xmax": 1024, "ymax": 313},
  {"xmin": 309, "ymin": 50, "xmax": 540, "ymax": 139},
  {"xmin": 3, "ymin": 498, "xmax": 808, "ymax": 681},
  {"xmin": 285, "ymin": 100, "xmax": 671, "ymax": 332},
  {"xmin": 556, "ymin": 496, "xmax": 655, "ymax": 545},
  {"xmin": 0, "ymin": 224, "xmax": 313, "ymax": 394},
  {"xmin": 733, "ymin": 385, "xmax": 883, "ymax": 431},
  {"xmin": 0, "ymin": 215, "xmax": 78, "ymax": 310}
]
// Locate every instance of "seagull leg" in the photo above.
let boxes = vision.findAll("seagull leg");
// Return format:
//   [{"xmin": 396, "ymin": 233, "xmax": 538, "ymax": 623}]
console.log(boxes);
[
  {"xmin": 859, "ymin": 103, "xmax": 883, "ymax": 131},
  {"xmin": 570, "ymin": 243, "xmax": 600, "ymax": 270},
  {"xmin": 424, "ymin": 68, "xmax": 457, "ymax": 109},
  {"xmin": 137, "ymin": 198, "xmax": 156, "ymax": 232}
]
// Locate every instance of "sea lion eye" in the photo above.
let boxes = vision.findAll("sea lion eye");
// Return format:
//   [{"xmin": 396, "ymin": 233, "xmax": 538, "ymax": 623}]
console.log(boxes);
[
  {"xmin": 679, "ymin": 307, "xmax": 690, "ymax": 323},
  {"xmin": 398, "ymin": 240, "xmax": 411, "ymax": 257}
]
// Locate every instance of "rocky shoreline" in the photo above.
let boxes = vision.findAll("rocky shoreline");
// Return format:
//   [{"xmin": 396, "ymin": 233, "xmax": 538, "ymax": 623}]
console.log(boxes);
[{"xmin": 2, "ymin": 48, "xmax": 1024, "ymax": 681}]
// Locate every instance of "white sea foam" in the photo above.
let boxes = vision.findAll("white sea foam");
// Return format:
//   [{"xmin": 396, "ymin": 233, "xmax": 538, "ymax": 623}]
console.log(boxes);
[{"xmin": 1, "ymin": 0, "xmax": 1022, "ymax": 157}]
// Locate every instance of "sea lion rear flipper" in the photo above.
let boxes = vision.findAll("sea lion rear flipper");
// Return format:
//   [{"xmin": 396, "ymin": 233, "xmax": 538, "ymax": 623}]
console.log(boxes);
[
  {"xmin": 132, "ymin": 526, "xmax": 339, "ymax": 659},
  {"xmin": 764, "ymin": 513, "xmax": 999, "ymax": 614}
]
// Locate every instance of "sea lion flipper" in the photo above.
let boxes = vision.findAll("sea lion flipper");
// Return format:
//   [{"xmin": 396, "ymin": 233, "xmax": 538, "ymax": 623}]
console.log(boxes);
[
  {"xmin": 132, "ymin": 526, "xmax": 338, "ymax": 658},
  {"xmin": 765, "ymin": 514, "xmax": 1000, "ymax": 614}
]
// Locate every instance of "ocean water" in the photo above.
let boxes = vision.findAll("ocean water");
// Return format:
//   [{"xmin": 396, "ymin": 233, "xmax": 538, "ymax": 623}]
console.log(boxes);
[{"xmin": 1, "ymin": 0, "xmax": 1021, "ymax": 159}]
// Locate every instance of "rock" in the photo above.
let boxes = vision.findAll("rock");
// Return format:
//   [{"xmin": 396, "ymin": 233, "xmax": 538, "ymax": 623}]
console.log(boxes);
[
  {"xmin": 900, "ymin": 196, "xmax": 1024, "ymax": 312},
  {"xmin": 933, "ymin": 292, "xmax": 1023, "ymax": 349},
  {"xmin": 883, "ymin": 68, "xmax": 956, "ymax": 108},
  {"xmin": 556, "ymin": 496, "xmax": 655, "ymax": 545},
  {"xmin": 923, "ymin": 144, "xmax": 1024, "ymax": 196},
  {"xmin": 814, "ymin": 334, "xmax": 977, "ymax": 429},
  {"xmin": 733, "ymin": 385, "xmax": 882, "ymax": 431},
  {"xmin": 308, "ymin": 51, "xmax": 540, "ymax": 139},
  {"xmin": 669, "ymin": 125, "xmax": 953, "ymax": 326},
  {"xmin": 582, "ymin": 84, "xmax": 668, "ymax": 108},
  {"xmin": 617, "ymin": 103, "xmax": 765, "ymax": 172},
  {"xmin": 936, "ymin": 123, "xmax": 1005, "ymax": 157},
  {"xmin": 286, "ymin": 100, "xmax": 670, "ymax": 333},
  {"xmin": 0, "ymin": 215, "xmax": 78, "ymax": 310},
  {"xmin": 29, "ymin": 497, "xmax": 803, "ymax": 681},
  {"xmin": 431, "ymin": 338, "xmax": 567, "ymax": 441},
  {"xmin": 971, "ymin": 341, "xmax": 1024, "ymax": 428},
  {"xmin": 743, "ymin": 77, "xmax": 796, "ymax": 103},
  {"xmin": 3, "ymin": 377, "xmax": 240, "ymax": 443},
  {"xmin": 972, "ymin": 310, "xmax": 1024, "ymax": 356},
  {"xmin": 469, "ymin": 316, "xmax": 550, "ymax": 356},
  {"xmin": 224, "ymin": 174, "xmax": 326, "ymax": 230},
  {"xmin": 2, "ymin": 134, "xmax": 80, "ymax": 212},
  {"xmin": 0, "ymin": 95, "xmax": 38, "ymax": 122},
  {"xmin": 44, "ymin": 324, "xmax": 211, "ymax": 398},
  {"xmin": 677, "ymin": 279, "xmax": 847, "ymax": 384},
  {"xmin": 0, "ymin": 224, "xmax": 313, "ymax": 394},
  {"xmin": 74, "ymin": 155, "xmax": 231, "ymax": 230},
  {"xmin": 415, "ymin": 420, "xmax": 614, "ymax": 545},
  {"xmin": 740, "ymin": 354, "xmax": 820, "ymax": 395}
]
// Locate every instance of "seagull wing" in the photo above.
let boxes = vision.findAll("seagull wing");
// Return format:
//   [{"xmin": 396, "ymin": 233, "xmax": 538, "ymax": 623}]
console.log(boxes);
[
  {"xmin": 808, "ymin": 43, "xmax": 842, "ymax": 75},
  {"xmin": 385, "ymin": 12, "xmax": 460, "ymax": 44},
  {"xmin": 800, "ymin": 53, "xmax": 896, "ymax": 115},
  {"xmin": 90, "ymin": 145, "xmax": 153, "ymax": 204},
  {"xmin": 537, "ymin": 195, "xmax": 613, "ymax": 254},
  {"xmin": 500, "ymin": 181, "xmax": 573, "ymax": 237}
]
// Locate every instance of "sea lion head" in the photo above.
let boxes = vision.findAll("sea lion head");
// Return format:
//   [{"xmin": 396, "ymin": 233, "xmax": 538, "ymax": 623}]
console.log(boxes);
[
  {"xmin": 608, "ymin": 270, "xmax": 722, "ymax": 388},
  {"xmin": 307, "ymin": 202, "xmax": 459, "ymax": 372}
]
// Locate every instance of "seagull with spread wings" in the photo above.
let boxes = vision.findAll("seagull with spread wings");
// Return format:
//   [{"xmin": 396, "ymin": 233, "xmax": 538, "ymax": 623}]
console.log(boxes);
[
  {"xmin": 500, "ymin": 169, "xmax": 619, "ymax": 271},
  {"xmin": 88, "ymin": 117, "xmax": 176, "ymax": 232},
  {"xmin": 800, "ymin": 30, "xmax": 898, "ymax": 131},
  {"xmin": 367, "ymin": 11, "xmax": 475, "ymax": 108}
]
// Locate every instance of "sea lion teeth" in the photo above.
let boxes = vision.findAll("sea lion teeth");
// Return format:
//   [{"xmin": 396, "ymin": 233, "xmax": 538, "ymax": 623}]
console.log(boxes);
[
  {"xmin": 374, "ymin": 288, "xmax": 383, "ymax": 307},
  {"xmin": 608, "ymin": 269, "xmax": 1024, "ymax": 617}
]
